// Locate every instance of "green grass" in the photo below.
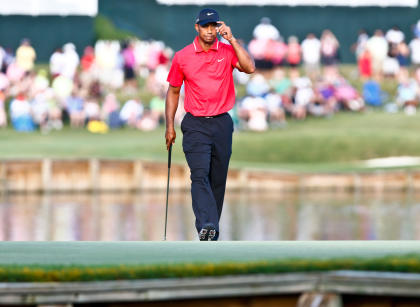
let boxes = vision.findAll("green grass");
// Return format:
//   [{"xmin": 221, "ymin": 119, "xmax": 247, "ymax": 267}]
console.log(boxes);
[
  {"xmin": 1, "ymin": 242, "xmax": 420, "ymax": 281},
  {"xmin": 2, "ymin": 111, "xmax": 420, "ymax": 172}
]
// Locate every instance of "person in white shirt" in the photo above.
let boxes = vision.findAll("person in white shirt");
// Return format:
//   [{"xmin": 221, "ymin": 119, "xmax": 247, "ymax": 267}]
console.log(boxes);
[
  {"xmin": 366, "ymin": 30, "xmax": 388, "ymax": 77},
  {"xmin": 301, "ymin": 33, "xmax": 321, "ymax": 79},
  {"xmin": 49, "ymin": 48, "xmax": 65, "ymax": 78},
  {"xmin": 61, "ymin": 43, "xmax": 80, "ymax": 80},
  {"xmin": 409, "ymin": 36, "xmax": 420, "ymax": 66},
  {"xmin": 252, "ymin": 17, "xmax": 281, "ymax": 41},
  {"xmin": 386, "ymin": 26, "xmax": 405, "ymax": 46}
]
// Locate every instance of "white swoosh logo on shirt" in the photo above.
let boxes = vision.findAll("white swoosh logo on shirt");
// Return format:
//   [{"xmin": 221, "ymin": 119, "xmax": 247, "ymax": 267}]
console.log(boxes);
[{"xmin": 217, "ymin": 58, "xmax": 225, "ymax": 62}]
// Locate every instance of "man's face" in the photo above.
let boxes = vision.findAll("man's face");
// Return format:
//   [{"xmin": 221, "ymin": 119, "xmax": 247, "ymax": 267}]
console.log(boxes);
[{"xmin": 195, "ymin": 22, "xmax": 218, "ymax": 44}]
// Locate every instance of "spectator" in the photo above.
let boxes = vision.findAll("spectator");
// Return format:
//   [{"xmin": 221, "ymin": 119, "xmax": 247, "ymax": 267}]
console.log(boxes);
[
  {"xmin": 9, "ymin": 93, "xmax": 35, "ymax": 131},
  {"xmin": 49, "ymin": 47, "xmax": 64, "ymax": 78},
  {"xmin": 358, "ymin": 49, "xmax": 372, "ymax": 79},
  {"xmin": 122, "ymin": 42, "xmax": 137, "ymax": 88},
  {"xmin": 15, "ymin": 39, "xmax": 36, "ymax": 73},
  {"xmin": 396, "ymin": 71, "xmax": 419, "ymax": 114},
  {"xmin": 81, "ymin": 46, "xmax": 95, "ymax": 72},
  {"xmin": 352, "ymin": 29, "xmax": 369, "ymax": 59},
  {"xmin": 119, "ymin": 98, "xmax": 143, "ymax": 127},
  {"xmin": 363, "ymin": 79, "xmax": 384, "ymax": 107},
  {"xmin": 149, "ymin": 92, "xmax": 165, "ymax": 124},
  {"xmin": 270, "ymin": 68, "xmax": 291, "ymax": 96},
  {"xmin": 31, "ymin": 90, "xmax": 50, "ymax": 132},
  {"xmin": 409, "ymin": 35, "xmax": 420, "ymax": 67},
  {"xmin": 335, "ymin": 78, "xmax": 365, "ymax": 111},
  {"xmin": 62, "ymin": 43, "xmax": 79, "ymax": 80},
  {"xmin": 0, "ymin": 91, "xmax": 6, "ymax": 128},
  {"xmin": 253, "ymin": 17, "xmax": 281, "ymax": 41},
  {"xmin": 246, "ymin": 73, "xmax": 270, "ymax": 97},
  {"xmin": 301, "ymin": 33, "xmax": 321, "ymax": 79},
  {"xmin": 385, "ymin": 26, "xmax": 405, "ymax": 46},
  {"xmin": 66, "ymin": 89, "xmax": 85, "ymax": 128},
  {"xmin": 84, "ymin": 98, "xmax": 100, "ymax": 122},
  {"xmin": 265, "ymin": 91, "xmax": 286, "ymax": 126},
  {"xmin": 101, "ymin": 93, "xmax": 120, "ymax": 129},
  {"xmin": 366, "ymin": 30, "xmax": 388, "ymax": 78},
  {"xmin": 320, "ymin": 30, "xmax": 340, "ymax": 66},
  {"xmin": 286, "ymin": 36, "xmax": 301, "ymax": 68}
]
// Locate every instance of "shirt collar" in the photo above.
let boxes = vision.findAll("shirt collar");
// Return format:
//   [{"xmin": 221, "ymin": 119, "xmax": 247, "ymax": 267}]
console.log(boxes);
[{"xmin": 192, "ymin": 36, "xmax": 219, "ymax": 53}]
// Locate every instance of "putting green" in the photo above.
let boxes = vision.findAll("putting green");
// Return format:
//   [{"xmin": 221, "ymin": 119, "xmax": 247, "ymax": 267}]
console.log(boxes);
[{"xmin": 1, "ymin": 241, "xmax": 420, "ymax": 282}]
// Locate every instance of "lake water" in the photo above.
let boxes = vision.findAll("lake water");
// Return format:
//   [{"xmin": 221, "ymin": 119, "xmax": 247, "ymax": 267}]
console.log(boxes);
[{"xmin": 1, "ymin": 191, "xmax": 419, "ymax": 241}]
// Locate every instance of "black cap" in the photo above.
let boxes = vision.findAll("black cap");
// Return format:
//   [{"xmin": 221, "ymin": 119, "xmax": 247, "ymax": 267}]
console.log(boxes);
[{"xmin": 195, "ymin": 8, "xmax": 219, "ymax": 26}]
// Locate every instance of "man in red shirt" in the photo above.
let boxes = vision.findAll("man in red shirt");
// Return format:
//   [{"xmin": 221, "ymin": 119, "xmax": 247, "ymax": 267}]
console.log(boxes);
[{"xmin": 165, "ymin": 8, "xmax": 255, "ymax": 241}]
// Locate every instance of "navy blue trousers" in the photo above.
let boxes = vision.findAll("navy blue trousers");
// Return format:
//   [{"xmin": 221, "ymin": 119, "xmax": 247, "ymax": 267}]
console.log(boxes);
[{"xmin": 181, "ymin": 112, "xmax": 233, "ymax": 234}]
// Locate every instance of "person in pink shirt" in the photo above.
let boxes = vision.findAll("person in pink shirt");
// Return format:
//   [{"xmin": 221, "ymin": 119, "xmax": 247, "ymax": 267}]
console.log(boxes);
[{"xmin": 165, "ymin": 8, "xmax": 255, "ymax": 240}]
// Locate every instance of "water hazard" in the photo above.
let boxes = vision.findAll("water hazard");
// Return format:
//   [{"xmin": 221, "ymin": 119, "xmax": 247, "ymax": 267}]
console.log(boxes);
[{"xmin": 1, "ymin": 191, "xmax": 419, "ymax": 241}]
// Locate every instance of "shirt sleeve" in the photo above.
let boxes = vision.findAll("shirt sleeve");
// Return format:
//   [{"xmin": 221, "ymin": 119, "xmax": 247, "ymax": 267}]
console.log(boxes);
[{"xmin": 167, "ymin": 52, "xmax": 184, "ymax": 87}]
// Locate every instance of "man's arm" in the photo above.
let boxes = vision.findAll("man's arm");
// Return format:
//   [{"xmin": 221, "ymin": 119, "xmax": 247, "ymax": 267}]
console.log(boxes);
[
  {"xmin": 217, "ymin": 21, "xmax": 255, "ymax": 74},
  {"xmin": 165, "ymin": 85, "xmax": 181, "ymax": 150}
]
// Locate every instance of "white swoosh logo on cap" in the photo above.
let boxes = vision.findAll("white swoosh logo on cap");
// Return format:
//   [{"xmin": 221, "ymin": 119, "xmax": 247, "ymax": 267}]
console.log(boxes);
[
  {"xmin": 217, "ymin": 58, "xmax": 224, "ymax": 62},
  {"xmin": 207, "ymin": 12, "xmax": 214, "ymax": 16}
]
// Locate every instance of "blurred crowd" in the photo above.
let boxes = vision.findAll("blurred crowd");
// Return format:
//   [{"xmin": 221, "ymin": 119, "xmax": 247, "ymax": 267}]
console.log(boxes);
[
  {"xmin": 2, "ymin": 18, "xmax": 420, "ymax": 133},
  {"xmin": 234, "ymin": 18, "xmax": 420, "ymax": 131},
  {"xmin": 0, "ymin": 38, "xmax": 174, "ymax": 132}
]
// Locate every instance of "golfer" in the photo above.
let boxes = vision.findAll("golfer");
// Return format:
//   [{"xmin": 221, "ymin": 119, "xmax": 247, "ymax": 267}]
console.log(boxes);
[{"xmin": 165, "ymin": 8, "xmax": 255, "ymax": 241}]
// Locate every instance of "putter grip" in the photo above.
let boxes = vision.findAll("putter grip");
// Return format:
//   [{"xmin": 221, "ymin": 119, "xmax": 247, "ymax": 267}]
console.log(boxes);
[{"xmin": 168, "ymin": 144, "xmax": 172, "ymax": 168}]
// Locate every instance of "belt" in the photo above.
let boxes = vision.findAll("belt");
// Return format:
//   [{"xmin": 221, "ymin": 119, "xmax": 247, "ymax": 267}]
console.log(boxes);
[{"xmin": 192, "ymin": 112, "xmax": 227, "ymax": 118}]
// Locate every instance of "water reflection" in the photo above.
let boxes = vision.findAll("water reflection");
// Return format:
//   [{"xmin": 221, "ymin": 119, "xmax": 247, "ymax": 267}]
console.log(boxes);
[{"xmin": 1, "ymin": 191, "xmax": 420, "ymax": 240}]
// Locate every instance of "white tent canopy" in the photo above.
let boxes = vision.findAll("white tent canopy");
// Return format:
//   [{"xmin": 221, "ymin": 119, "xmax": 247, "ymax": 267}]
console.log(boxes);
[
  {"xmin": 157, "ymin": 0, "xmax": 418, "ymax": 7},
  {"xmin": 0, "ymin": 0, "xmax": 98, "ymax": 16}
]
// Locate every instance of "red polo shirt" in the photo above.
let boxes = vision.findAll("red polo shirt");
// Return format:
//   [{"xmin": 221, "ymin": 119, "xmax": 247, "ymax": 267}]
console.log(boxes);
[{"xmin": 167, "ymin": 36, "xmax": 238, "ymax": 116}]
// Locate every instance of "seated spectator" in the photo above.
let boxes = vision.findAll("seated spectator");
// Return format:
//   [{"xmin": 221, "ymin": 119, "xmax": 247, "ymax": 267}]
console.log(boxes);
[
  {"xmin": 246, "ymin": 73, "xmax": 269, "ymax": 97},
  {"xmin": 31, "ymin": 69, "xmax": 49, "ymax": 95},
  {"xmin": 270, "ymin": 68, "xmax": 291, "ymax": 96},
  {"xmin": 238, "ymin": 95, "xmax": 268, "ymax": 131},
  {"xmin": 9, "ymin": 93, "xmax": 35, "ymax": 131},
  {"xmin": 334, "ymin": 78, "xmax": 365, "ymax": 111},
  {"xmin": 66, "ymin": 90, "xmax": 85, "ymax": 128},
  {"xmin": 31, "ymin": 90, "xmax": 50, "ymax": 132},
  {"xmin": 119, "ymin": 98, "xmax": 144, "ymax": 127},
  {"xmin": 149, "ymin": 93, "xmax": 165, "ymax": 124},
  {"xmin": 382, "ymin": 56, "xmax": 400, "ymax": 78},
  {"xmin": 396, "ymin": 71, "xmax": 419, "ymax": 114},
  {"xmin": 101, "ymin": 93, "xmax": 120, "ymax": 129},
  {"xmin": 363, "ymin": 79, "xmax": 384, "ymax": 107},
  {"xmin": 283, "ymin": 77, "xmax": 314, "ymax": 120},
  {"xmin": 310, "ymin": 80, "xmax": 337, "ymax": 117},
  {"xmin": 137, "ymin": 110, "xmax": 159, "ymax": 131},
  {"xmin": 0, "ymin": 91, "xmax": 6, "ymax": 128},
  {"xmin": 84, "ymin": 98, "xmax": 101, "ymax": 122},
  {"xmin": 264, "ymin": 91, "xmax": 286, "ymax": 126},
  {"xmin": 0, "ymin": 73, "xmax": 10, "ymax": 92},
  {"xmin": 52, "ymin": 75, "xmax": 73, "ymax": 102}
]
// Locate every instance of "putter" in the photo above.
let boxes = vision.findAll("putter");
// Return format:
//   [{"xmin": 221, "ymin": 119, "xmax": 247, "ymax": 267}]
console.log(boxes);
[{"xmin": 163, "ymin": 143, "xmax": 172, "ymax": 241}]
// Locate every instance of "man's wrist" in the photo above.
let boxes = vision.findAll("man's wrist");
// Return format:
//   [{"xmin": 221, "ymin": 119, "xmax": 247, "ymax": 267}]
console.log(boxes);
[{"xmin": 228, "ymin": 36, "xmax": 237, "ymax": 43}]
